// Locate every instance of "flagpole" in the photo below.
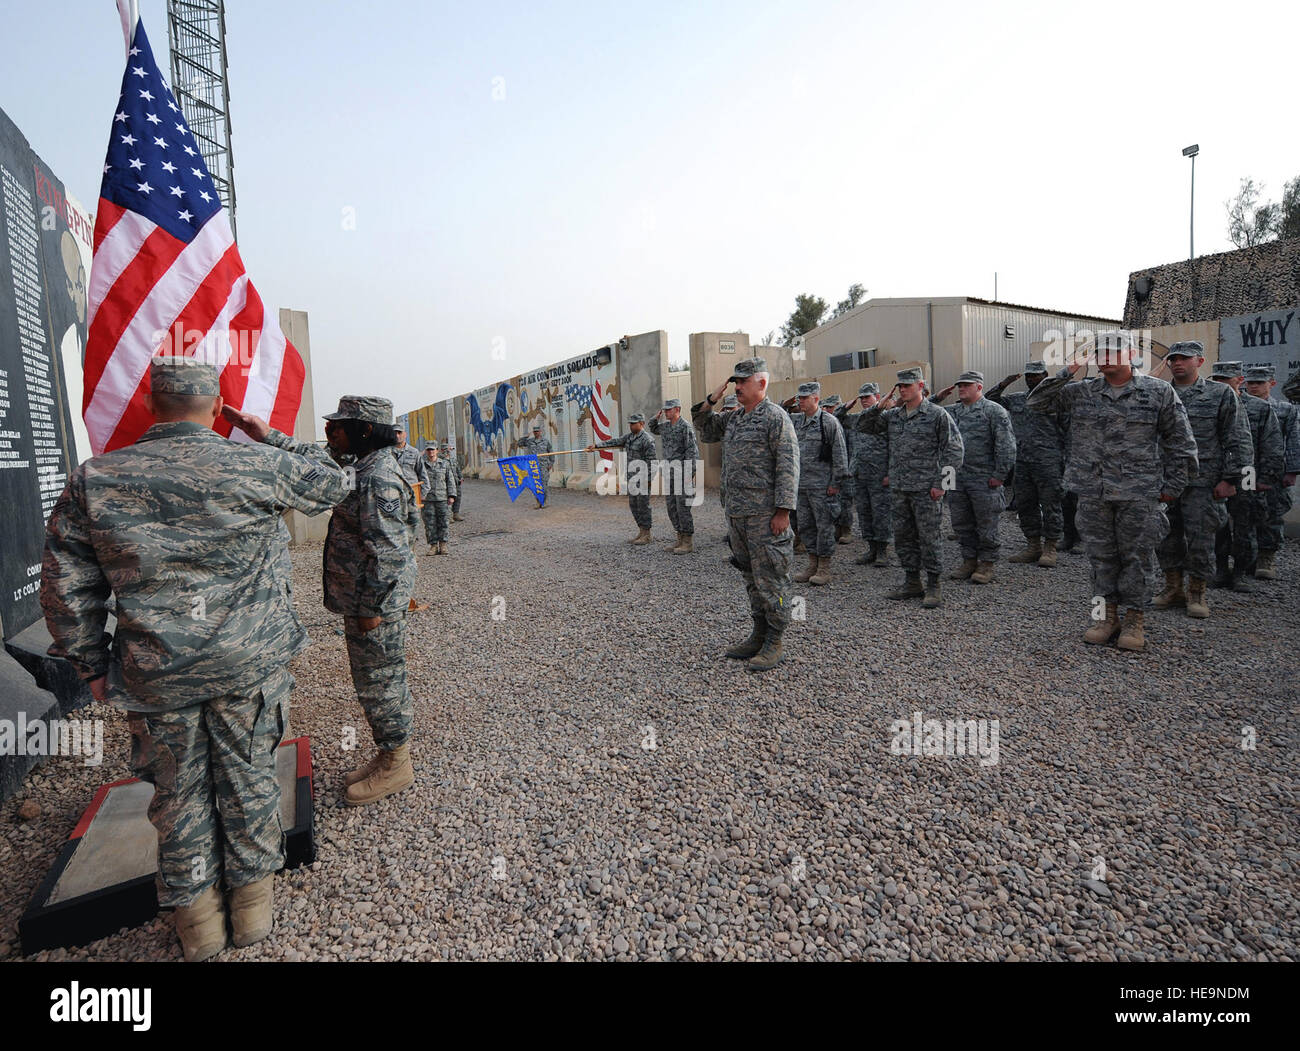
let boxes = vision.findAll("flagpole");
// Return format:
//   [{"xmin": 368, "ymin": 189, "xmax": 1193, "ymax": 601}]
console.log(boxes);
[{"xmin": 117, "ymin": 0, "xmax": 140, "ymax": 56}]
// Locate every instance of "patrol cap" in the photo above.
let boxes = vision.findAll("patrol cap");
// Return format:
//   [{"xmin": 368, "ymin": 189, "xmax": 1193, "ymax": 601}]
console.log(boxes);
[
  {"xmin": 858, "ymin": 382, "xmax": 880, "ymax": 397},
  {"xmin": 1244, "ymin": 365, "xmax": 1274, "ymax": 382},
  {"xmin": 729, "ymin": 357, "xmax": 767, "ymax": 381},
  {"xmin": 896, "ymin": 366, "xmax": 923, "ymax": 384},
  {"xmin": 628, "ymin": 412, "xmax": 646, "ymax": 424},
  {"xmin": 821, "ymin": 393, "xmax": 842, "ymax": 408},
  {"xmin": 150, "ymin": 355, "xmax": 219, "ymax": 396},
  {"xmin": 324, "ymin": 395, "xmax": 395, "ymax": 425},
  {"xmin": 1094, "ymin": 331, "xmax": 1134, "ymax": 354},
  {"xmin": 532, "ymin": 422, "xmax": 542, "ymax": 431},
  {"xmin": 956, "ymin": 370, "xmax": 984, "ymax": 385},
  {"xmin": 1166, "ymin": 341, "xmax": 1205, "ymax": 358},
  {"xmin": 721, "ymin": 394, "xmax": 738, "ymax": 408},
  {"xmin": 1211, "ymin": 360, "xmax": 1243, "ymax": 378},
  {"xmin": 662, "ymin": 398, "xmax": 681, "ymax": 410},
  {"xmin": 1024, "ymin": 361, "xmax": 1047, "ymax": 375},
  {"xmin": 796, "ymin": 381, "xmax": 822, "ymax": 397}
]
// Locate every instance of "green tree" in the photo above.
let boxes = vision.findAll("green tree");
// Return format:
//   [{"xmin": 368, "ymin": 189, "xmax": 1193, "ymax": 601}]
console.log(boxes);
[
  {"xmin": 780, "ymin": 294, "xmax": 829, "ymax": 346},
  {"xmin": 831, "ymin": 282, "xmax": 867, "ymax": 319},
  {"xmin": 1281, "ymin": 176, "xmax": 1300, "ymax": 241},
  {"xmin": 1226, "ymin": 178, "xmax": 1280, "ymax": 248}
]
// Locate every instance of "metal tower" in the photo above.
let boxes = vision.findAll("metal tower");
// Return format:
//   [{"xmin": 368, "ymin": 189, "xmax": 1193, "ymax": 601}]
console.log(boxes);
[{"xmin": 166, "ymin": 0, "xmax": 238, "ymax": 240}]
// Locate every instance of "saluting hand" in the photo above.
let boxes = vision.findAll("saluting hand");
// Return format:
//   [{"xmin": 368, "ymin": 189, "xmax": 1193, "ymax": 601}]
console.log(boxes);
[{"xmin": 221, "ymin": 404, "xmax": 270, "ymax": 441}]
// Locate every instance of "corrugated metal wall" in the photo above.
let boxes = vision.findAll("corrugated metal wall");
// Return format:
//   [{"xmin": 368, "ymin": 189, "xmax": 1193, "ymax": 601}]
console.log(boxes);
[{"xmin": 963, "ymin": 305, "xmax": 1120, "ymax": 383}]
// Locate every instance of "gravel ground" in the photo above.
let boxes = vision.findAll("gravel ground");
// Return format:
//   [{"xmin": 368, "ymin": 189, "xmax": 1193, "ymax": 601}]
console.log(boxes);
[{"xmin": 3, "ymin": 477, "xmax": 1297, "ymax": 961}]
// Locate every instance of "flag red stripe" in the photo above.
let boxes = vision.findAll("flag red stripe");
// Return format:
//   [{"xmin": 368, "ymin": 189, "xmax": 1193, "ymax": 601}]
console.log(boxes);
[
  {"xmin": 92, "ymin": 198, "xmax": 126, "ymax": 254},
  {"xmin": 268, "ymin": 340, "xmax": 305, "ymax": 434},
  {"xmin": 83, "ymin": 224, "xmax": 187, "ymax": 406}
]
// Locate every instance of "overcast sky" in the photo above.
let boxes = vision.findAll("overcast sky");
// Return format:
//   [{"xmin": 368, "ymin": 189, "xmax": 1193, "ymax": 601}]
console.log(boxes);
[{"xmin": 3, "ymin": 0, "xmax": 1297, "ymax": 430}]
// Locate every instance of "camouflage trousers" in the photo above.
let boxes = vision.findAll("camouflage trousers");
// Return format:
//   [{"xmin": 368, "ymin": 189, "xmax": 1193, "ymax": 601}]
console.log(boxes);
[
  {"xmin": 947, "ymin": 482, "xmax": 1006, "ymax": 561},
  {"xmin": 628, "ymin": 493, "xmax": 652, "ymax": 529},
  {"xmin": 1157, "ymin": 486, "xmax": 1227, "ymax": 580},
  {"xmin": 835, "ymin": 476, "xmax": 855, "ymax": 530},
  {"xmin": 1013, "ymin": 459, "xmax": 1064, "ymax": 542},
  {"xmin": 854, "ymin": 469, "xmax": 892, "ymax": 542},
  {"xmin": 796, "ymin": 489, "xmax": 842, "ymax": 556},
  {"xmin": 729, "ymin": 514, "xmax": 794, "ymax": 632},
  {"xmin": 128, "ymin": 668, "xmax": 290, "ymax": 908},
  {"xmin": 343, "ymin": 615, "xmax": 414, "ymax": 750},
  {"xmin": 421, "ymin": 499, "xmax": 450, "ymax": 544},
  {"xmin": 535, "ymin": 471, "xmax": 550, "ymax": 506},
  {"xmin": 1077, "ymin": 498, "xmax": 1168, "ymax": 608},
  {"xmin": 665, "ymin": 494, "xmax": 695, "ymax": 535},
  {"xmin": 892, "ymin": 490, "xmax": 944, "ymax": 575},
  {"xmin": 1217, "ymin": 490, "xmax": 1264, "ymax": 570},
  {"xmin": 1259, "ymin": 484, "xmax": 1294, "ymax": 552}
]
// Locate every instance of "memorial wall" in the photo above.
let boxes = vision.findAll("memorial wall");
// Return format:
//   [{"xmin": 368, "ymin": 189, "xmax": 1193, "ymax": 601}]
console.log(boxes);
[{"xmin": 0, "ymin": 106, "xmax": 87, "ymax": 636}]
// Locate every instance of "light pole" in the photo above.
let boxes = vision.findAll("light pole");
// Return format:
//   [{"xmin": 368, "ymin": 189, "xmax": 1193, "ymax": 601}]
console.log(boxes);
[{"xmin": 1182, "ymin": 144, "xmax": 1199, "ymax": 260}]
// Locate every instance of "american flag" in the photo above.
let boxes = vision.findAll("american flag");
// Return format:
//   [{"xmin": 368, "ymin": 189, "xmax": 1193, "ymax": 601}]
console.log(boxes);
[
  {"xmin": 590, "ymin": 380, "xmax": 612, "ymax": 471},
  {"xmin": 84, "ymin": 19, "xmax": 303, "ymax": 454}
]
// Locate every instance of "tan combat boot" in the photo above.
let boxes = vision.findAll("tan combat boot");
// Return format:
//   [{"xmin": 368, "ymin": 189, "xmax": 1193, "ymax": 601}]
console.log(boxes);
[
  {"xmin": 747, "ymin": 629, "xmax": 785, "ymax": 672},
  {"xmin": 439, "ymin": 541, "xmax": 448, "ymax": 554},
  {"xmin": 667, "ymin": 532, "xmax": 685, "ymax": 552},
  {"xmin": 1255, "ymin": 550, "xmax": 1277, "ymax": 580},
  {"xmin": 922, "ymin": 573, "xmax": 944, "ymax": 608},
  {"xmin": 631, "ymin": 527, "xmax": 652, "ymax": 546},
  {"xmin": 1116, "ymin": 609, "xmax": 1146, "ymax": 652},
  {"xmin": 835, "ymin": 523, "xmax": 851, "ymax": 544},
  {"xmin": 345, "ymin": 743, "xmax": 414, "ymax": 807},
  {"xmin": 228, "ymin": 876, "xmax": 275, "ymax": 948},
  {"xmin": 949, "ymin": 557, "xmax": 978, "ymax": 581},
  {"xmin": 970, "ymin": 560, "xmax": 995, "ymax": 584},
  {"xmin": 452, "ymin": 512, "xmax": 463, "ymax": 522},
  {"xmin": 1037, "ymin": 539, "xmax": 1058, "ymax": 568},
  {"xmin": 427, "ymin": 543, "xmax": 436, "ymax": 554},
  {"xmin": 1008, "ymin": 538, "xmax": 1042, "ymax": 564},
  {"xmin": 1186, "ymin": 577, "xmax": 1210, "ymax": 619},
  {"xmin": 794, "ymin": 555, "xmax": 819, "ymax": 583},
  {"xmin": 673, "ymin": 534, "xmax": 694, "ymax": 555},
  {"xmin": 887, "ymin": 572, "xmax": 924, "ymax": 600},
  {"xmin": 344, "ymin": 750, "xmax": 383, "ymax": 787},
  {"xmin": 854, "ymin": 545, "xmax": 874, "ymax": 565},
  {"xmin": 873, "ymin": 543, "xmax": 892, "ymax": 567},
  {"xmin": 725, "ymin": 617, "xmax": 767, "ymax": 659},
  {"xmin": 1152, "ymin": 570, "xmax": 1185, "ymax": 609},
  {"xmin": 173, "ymin": 884, "xmax": 227, "ymax": 962},
  {"xmin": 809, "ymin": 553, "xmax": 832, "ymax": 585},
  {"xmin": 1083, "ymin": 601, "xmax": 1120, "ymax": 645}
]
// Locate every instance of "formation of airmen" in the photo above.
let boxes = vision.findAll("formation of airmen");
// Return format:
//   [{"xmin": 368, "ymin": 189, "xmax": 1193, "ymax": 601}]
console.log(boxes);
[{"xmin": 30, "ymin": 334, "xmax": 1299, "ymax": 962}]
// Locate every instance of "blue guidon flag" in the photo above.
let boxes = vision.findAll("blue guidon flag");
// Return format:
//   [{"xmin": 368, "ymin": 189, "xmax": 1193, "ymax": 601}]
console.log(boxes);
[{"xmin": 496, "ymin": 455, "xmax": 546, "ymax": 505}]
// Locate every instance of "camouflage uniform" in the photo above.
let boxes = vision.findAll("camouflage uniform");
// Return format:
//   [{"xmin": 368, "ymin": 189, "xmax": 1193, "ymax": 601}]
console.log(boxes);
[
  {"xmin": 1215, "ymin": 381, "xmax": 1284, "ymax": 577},
  {"xmin": 324, "ymin": 397, "xmax": 419, "ymax": 752},
  {"xmin": 445, "ymin": 445, "xmax": 464, "ymax": 517},
  {"xmin": 520, "ymin": 429, "xmax": 553, "ymax": 505},
  {"xmin": 1028, "ymin": 365, "xmax": 1197, "ymax": 609},
  {"xmin": 41, "ymin": 358, "xmax": 347, "ymax": 908},
  {"xmin": 649, "ymin": 400, "xmax": 700, "ymax": 537},
  {"xmin": 1157, "ymin": 366, "xmax": 1250, "ymax": 581},
  {"xmin": 822, "ymin": 394, "xmax": 855, "ymax": 536},
  {"xmin": 942, "ymin": 375, "xmax": 1016, "ymax": 563},
  {"xmin": 692, "ymin": 366, "xmax": 799, "ymax": 633},
  {"xmin": 594, "ymin": 416, "xmax": 657, "ymax": 529},
  {"xmin": 856, "ymin": 378, "xmax": 965, "ymax": 576},
  {"xmin": 393, "ymin": 442, "xmax": 428, "ymax": 493},
  {"xmin": 790, "ymin": 385, "xmax": 849, "ymax": 557},
  {"xmin": 420, "ymin": 449, "xmax": 459, "ymax": 544},
  {"xmin": 835, "ymin": 384, "xmax": 892, "ymax": 543},
  {"xmin": 1260, "ymin": 381, "xmax": 1300, "ymax": 554},
  {"xmin": 988, "ymin": 365, "xmax": 1066, "ymax": 544},
  {"xmin": 714, "ymin": 394, "xmax": 739, "ymax": 509}
]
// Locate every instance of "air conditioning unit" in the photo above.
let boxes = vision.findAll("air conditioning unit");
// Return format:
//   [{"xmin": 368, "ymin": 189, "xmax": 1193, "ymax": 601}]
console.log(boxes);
[{"xmin": 828, "ymin": 349, "xmax": 878, "ymax": 373}]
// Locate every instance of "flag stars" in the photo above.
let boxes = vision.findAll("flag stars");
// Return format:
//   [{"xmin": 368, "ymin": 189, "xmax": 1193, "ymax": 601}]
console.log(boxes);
[
  {"xmin": 191, "ymin": 167, "xmax": 204, "ymax": 179},
  {"xmin": 121, "ymin": 133, "xmax": 137, "ymax": 146},
  {"xmin": 145, "ymin": 112, "xmax": 161, "ymax": 125},
  {"xmin": 103, "ymin": 163, "xmax": 111, "ymax": 174},
  {"xmin": 128, "ymin": 157, "xmax": 145, "ymax": 170},
  {"xmin": 198, "ymin": 190, "xmax": 213, "ymax": 202},
  {"xmin": 169, "ymin": 185, "xmax": 186, "ymax": 198},
  {"xmin": 161, "ymin": 160, "xmax": 177, "ymax": 174},
  {"xmin": 178, "ymin": 209, "xmax": 194, "ymax": 222},
  {"xmin": 131, "ymin": 65, "xmax": 147, "ymax": 78},
  {"xmin": 129, "ymin": 46, "xmax": 141, "ymax": 56},
  {"xmin": 182, "ymin": 145, "xmax": 196, "ymax": 157},
  {"xmin": 137, "ymin": 181, "xmax": 154, "ymax": 195},
  {"xmin": 114, "ymin": 111, "xmax": 128, "ymax": 124},
  {"xmin": 167, "ymin": 99, "xmax": 179, "ymax": 112},
  {"xmin": 175, "ymin": 123, "xmax": 187, "ymax": 135},
  {"xmin": 139, "ymin": 89, "xmax": 154, "ymax": 101},
  {"xmin": 154, "ymin": 137, "xmax": 169, "ymax": 149}
]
